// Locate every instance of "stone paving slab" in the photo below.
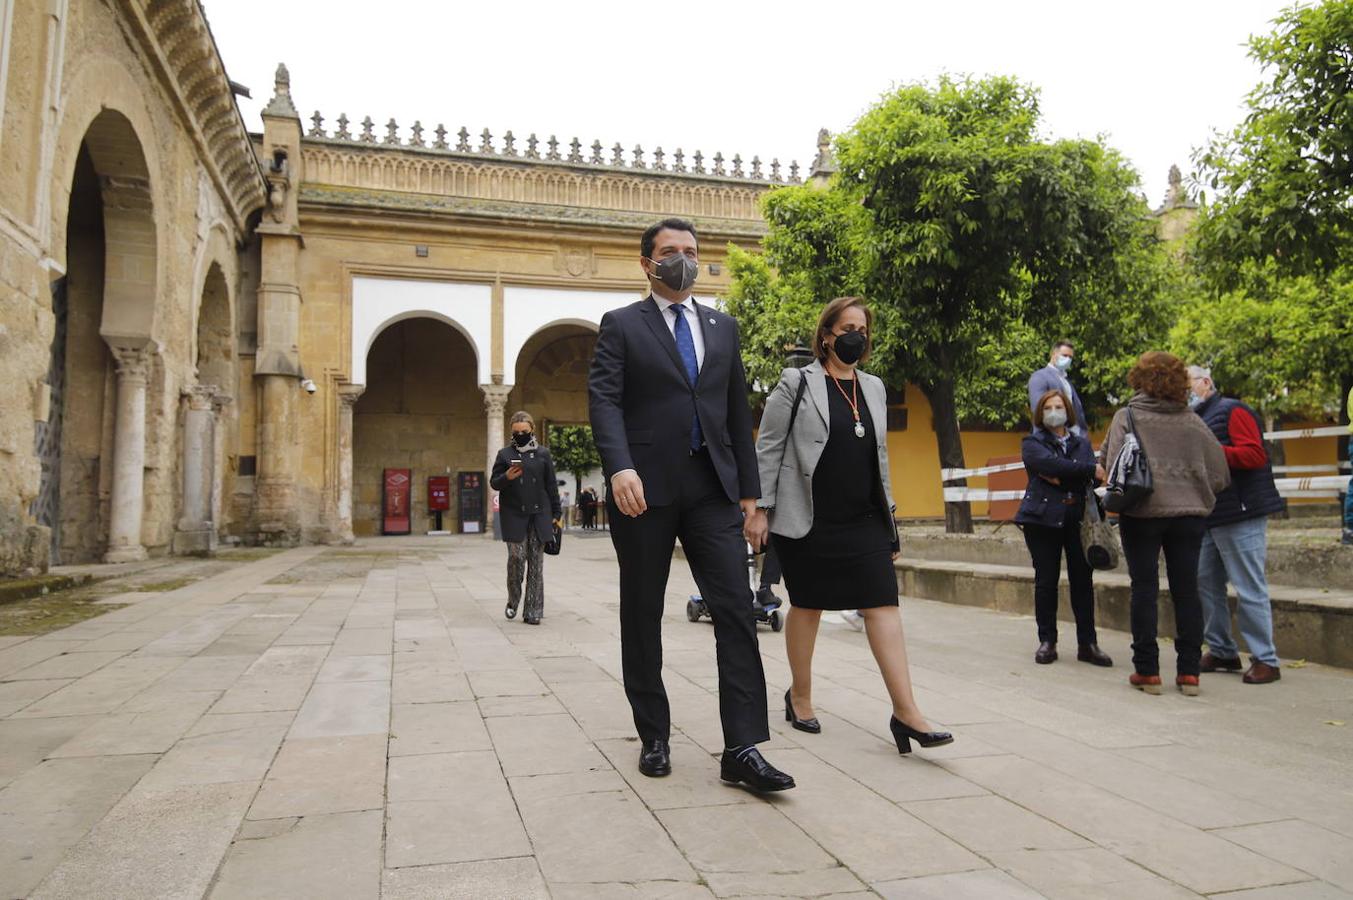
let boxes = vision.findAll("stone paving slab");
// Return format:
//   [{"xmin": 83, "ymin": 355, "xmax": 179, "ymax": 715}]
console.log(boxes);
[{"xmin": 1, "ymin": 536, "xmax": 1352, "ymax": 898}]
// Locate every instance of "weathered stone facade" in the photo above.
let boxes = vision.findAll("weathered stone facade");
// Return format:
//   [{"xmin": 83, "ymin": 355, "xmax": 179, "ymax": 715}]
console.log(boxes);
[{"xmin": 0, "ymin": 0, "xmax": 263, "ymax": 574}]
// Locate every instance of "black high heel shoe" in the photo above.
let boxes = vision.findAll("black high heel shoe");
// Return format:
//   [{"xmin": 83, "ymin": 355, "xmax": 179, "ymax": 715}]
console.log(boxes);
[
  {"xmin": 784, "ymin": 689, "xmax": 821, "ymax": 734},
  {"xmin": 889, "ymin": 716, "xmax": 953, "ymax": 754}
]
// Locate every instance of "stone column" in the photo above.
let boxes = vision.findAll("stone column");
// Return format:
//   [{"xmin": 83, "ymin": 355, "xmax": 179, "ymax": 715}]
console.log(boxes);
[
  {"xmin": 481, "ymin": 383, "xmax": 513, "ymax": 536},
  {"xmin": 173, "ymin": 385, "xmax": 219, "ymax": 556},
  {"xmin": 335, "ymin": 384, "xmax": 365, "ymax": 544},
  {"xmin": 105, "ymin": 342, "xmax": 155, "ymax": 563},
  {"xmin": 209, "ymin": 392, "xmax": 232, "ymax": 541}
]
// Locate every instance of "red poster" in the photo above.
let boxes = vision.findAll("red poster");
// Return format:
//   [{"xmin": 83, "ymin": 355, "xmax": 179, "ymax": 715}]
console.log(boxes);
[
  {"xmin": 382, "ymin": 468, "xmax": 411, "ymax": 534},
  {"xmin": 428, "ymin": 475, "xmax": 451, "ymax": 511}
]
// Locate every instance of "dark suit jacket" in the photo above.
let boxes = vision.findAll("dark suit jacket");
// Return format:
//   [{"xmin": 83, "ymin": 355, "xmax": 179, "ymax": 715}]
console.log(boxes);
[
  {"xmin": 588, "ymin": 296, "xmax": 759, "ymax": 507},
  {"xmin": 489, "ymin": 445, "xmax": 561, "ymax": 543},
  {"xmin": 1028, "ymin": 366, "xmax": 1089, "ymax": 436}
]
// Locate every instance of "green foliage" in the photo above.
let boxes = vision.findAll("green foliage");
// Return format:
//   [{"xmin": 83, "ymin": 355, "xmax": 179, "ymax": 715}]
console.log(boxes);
[
  {"xmin": 1170, "ymin": 263, "xmax": 1353, "ymax": 418},
  {"xmin": 546, "ymin": 425, "xmax": 601, "ymax": 494},
  {"xmin": 1194, "ymin": 0, "xmax": 1353, "ymax": 284},
  {"xmin": 1186, "ymin": 0, "xmax": 1353, "ymax": 417},
  {"xmin": 725, "ymin": 75, "xmax": 1176, "ymax": 428}
]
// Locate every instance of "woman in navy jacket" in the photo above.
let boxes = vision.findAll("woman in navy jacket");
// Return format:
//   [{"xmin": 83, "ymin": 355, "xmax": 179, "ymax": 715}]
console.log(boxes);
[{"xmin": 1016, "ymin": 390, "xmax": 1112, "ymax": 667}]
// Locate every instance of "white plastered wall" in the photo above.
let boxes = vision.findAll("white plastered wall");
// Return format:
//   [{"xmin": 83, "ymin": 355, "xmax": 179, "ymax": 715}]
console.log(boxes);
[
  {"xmin": 351, "ymin": 277, "xmax": 492, "ymax": 385},
  {"xmin": 502, "ymin": 287, "xmax": 723, "ymax": 385}
]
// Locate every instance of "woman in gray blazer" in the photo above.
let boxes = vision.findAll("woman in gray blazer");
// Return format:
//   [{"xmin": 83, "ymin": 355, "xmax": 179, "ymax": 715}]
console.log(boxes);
[{"xmin": 746, "ymin": 297, "xmax": 952, "ymax": 755}]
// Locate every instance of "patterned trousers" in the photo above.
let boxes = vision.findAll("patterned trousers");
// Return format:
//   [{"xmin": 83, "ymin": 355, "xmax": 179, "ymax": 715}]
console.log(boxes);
[{"xmin": 507, "ymin": 527, "xmax": 545, "ymax": 619}]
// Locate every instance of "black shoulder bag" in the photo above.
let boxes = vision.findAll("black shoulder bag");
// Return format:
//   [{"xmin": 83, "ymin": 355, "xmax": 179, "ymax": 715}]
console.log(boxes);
[{"xmin": 1103, "ymin": 408, "xmax": 1154, "ymax": 514}]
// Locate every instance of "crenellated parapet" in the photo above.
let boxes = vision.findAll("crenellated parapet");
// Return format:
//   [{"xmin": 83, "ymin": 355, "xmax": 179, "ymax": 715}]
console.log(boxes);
[{"xmin": 295, "ymin": 108, "xmax": 805, "ymax": 231}]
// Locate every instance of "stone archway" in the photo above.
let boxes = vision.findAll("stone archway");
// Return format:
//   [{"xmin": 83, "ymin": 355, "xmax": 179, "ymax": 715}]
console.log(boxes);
[
  {"xmin": 174, "ymin": 261, "xmax": 233, "ymax": 554},
  {"xmin": 510, "ymin": 323, "xmax": 599, "ymax": 517},
  {"xmin": 510, "ymin": 323, "xmax": 597, "ymax": 427},
  {"xmin": 37, "ymin": 110, "xmax": 160, "ymax": 564},
  {"xmin": 352, "ymin": 317, "xmax": 483, "ymax": 536}
]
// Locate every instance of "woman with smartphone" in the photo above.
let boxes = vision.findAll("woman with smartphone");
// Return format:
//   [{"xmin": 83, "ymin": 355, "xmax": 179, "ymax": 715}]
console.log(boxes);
[{"xmin": 489, "ymin": 411, "xmax": 562, "ymax": 625}]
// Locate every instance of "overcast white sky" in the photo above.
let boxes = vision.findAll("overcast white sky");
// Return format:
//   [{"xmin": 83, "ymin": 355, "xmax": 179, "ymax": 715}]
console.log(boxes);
[{"xmin": 205, "ymin": 0, "xmax": 1290, "ymax": 207}]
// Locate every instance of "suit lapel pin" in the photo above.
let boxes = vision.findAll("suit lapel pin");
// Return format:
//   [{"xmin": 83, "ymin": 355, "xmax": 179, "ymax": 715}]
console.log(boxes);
[{"xmin": 708, "ymin": 318, "xmax": 715, "ymax": 325}]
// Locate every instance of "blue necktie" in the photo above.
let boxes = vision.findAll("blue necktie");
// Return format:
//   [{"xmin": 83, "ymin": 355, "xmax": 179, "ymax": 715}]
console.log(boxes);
[{"xmin": 671, "ymin": 304, "xmax": 703, "ymax": 451}]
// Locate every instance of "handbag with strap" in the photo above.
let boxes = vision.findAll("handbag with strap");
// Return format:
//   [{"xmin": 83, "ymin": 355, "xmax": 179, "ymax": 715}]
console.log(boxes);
[
  {"xmin": 1104, "ymin": 407, "xmax": 1154, "ymax": 514},
  {"xmin": 1080, "ymin": 487, "xmax": 1119, "ymax": 570},
  {"xmin": 543, "ymin": 520, "xmax": 562, "ymax": 556},
  {"xmin": 783, "ymin": 368, "xmax": 809, "ymax": 440}
]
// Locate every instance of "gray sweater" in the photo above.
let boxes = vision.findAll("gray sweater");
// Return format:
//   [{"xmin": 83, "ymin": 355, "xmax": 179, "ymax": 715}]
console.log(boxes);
[{"xmin": 1099, "ymin": 393, "xmax": 1231, "ymax": 518}]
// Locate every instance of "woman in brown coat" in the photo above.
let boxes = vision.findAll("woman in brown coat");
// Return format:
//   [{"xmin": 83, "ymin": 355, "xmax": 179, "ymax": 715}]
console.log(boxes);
[{"xmin": 1099, "ymin": 352, "xmax": 1230, "ymax": 696}]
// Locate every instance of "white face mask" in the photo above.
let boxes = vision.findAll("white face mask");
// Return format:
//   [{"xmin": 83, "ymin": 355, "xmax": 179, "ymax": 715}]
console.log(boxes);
[
  {"xmin": 1054, "ymin": 354, "xmax": 1072, "ymax": 372},
  {"xmin": 1043, "ymin": 409, "xmax": 1068, "ymax": 429}
]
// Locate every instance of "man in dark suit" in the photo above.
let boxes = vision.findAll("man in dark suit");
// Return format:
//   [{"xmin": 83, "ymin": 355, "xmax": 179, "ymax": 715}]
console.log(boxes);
[
  {"xmin": 588, "ymin": 218, "xmax": 794, "ymax": 792},
  {"xmin": 1028, "ymin": 340, "xmax": 1089, "ymax": 437}
]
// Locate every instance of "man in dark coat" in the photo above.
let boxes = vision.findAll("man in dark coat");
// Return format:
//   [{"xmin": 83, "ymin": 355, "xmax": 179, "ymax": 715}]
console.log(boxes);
[{"xmin": 588, "ymin": 218, "xmax": 793, "ymax": 792}]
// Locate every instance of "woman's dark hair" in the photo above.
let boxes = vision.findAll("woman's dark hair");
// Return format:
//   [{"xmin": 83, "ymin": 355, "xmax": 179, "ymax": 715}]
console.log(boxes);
[
  {"xmin": 1033, "ymin": 389, "xmax": 1077, "ymax": 430},
  {"xmin": 1127, "ymin": 351, "xmax": 1189, "ymax": 404},
  {"xmin": 641, "ymin": 218, "xmax": 698, "ymax": 259},
  {"xmin": 813, "ymin": 296, "xmax": 873, "ymax": 364}
]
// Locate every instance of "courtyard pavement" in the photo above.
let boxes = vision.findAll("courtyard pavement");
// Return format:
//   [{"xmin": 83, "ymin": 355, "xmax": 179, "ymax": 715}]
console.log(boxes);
[{"xmin": 1, "ymin": 534, "xmax": 1351, "ymax": 899}]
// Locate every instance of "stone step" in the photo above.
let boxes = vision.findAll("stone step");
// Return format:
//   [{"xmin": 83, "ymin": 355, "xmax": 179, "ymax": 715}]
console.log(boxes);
[
  {"xmin": 901, "ymin": 529, "xmax": 1353, "ymax": 591},
  {"xmin": 895, "ymin": 557, "xmax": 1353, "ymax": 669}
]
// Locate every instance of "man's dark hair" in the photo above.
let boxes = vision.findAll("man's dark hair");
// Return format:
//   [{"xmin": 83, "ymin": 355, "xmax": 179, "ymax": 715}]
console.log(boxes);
[
  {"xmin": 641, "ymin": 218, "xmax": 698, "ymax": 259},
  {"xmin": 1052, "ymin": 340, "xmax": 1074, "ymax": 353}
]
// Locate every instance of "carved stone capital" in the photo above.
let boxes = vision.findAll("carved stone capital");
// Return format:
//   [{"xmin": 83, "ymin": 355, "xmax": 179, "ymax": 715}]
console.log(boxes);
[
  {"xmin": 108, "ymin": 342, "xmax": 157, "ymax": 382},
  {"xmin": 182, "ymin": 383, "xmax": 220, "ymax": 411},
  {"xmin": 99, "ymin": 175, "xmax": 154, "ymax": 212},
  {"xmin": 481, "ymin": 384, "xmax": 513, "ymax": 417},
  {"xmin": 337, "ymin": 383, "xmax": 366, "ymax": 409}
]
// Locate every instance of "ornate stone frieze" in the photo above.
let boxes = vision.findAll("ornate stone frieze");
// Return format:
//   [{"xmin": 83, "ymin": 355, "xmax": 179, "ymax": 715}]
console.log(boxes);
[{"xmin": 125, "ymin": 0, "xmax": 266, "ymax": 228}]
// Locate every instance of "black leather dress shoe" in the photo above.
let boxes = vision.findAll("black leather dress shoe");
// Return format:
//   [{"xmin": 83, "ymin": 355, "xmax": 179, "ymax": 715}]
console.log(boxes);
[
  {"xmin": 638, "ymin": 739, "xmax": 671, "ymax": 777},
  {"xmin": 1077, "ymin": 643, "xmax": 1113, "ymax": 667},
  {"xmin": 719, "ymin": 747, "xmax": 795, "ymax": 792},
  {"xmin": 1035, "ymin": 641, "xmax": 1058, "ymax": 664}
]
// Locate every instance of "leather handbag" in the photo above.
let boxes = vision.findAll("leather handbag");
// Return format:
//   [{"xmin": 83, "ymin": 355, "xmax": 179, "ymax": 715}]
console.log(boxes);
[
  {"xmin": 1080, "ymin": 488, "xmax": 1119, "ymax": 570},
  {"xmin": 543, "ymin": 520, "xmax": 562, "ymax": 556},
  {"xmin": 1104, "ymin": 408, "xmax": 1154, "ymax": 513}
]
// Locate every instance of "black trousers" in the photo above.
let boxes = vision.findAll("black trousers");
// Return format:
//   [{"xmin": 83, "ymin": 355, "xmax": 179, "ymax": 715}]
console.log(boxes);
[
  {"xmin": 1021, "ymin": 521, "xmax": 1097, "ymax": 645},
  {"xmin": 1119, "ymin": 515, "xmax": 1207, "ymax": 677},
  {"xmin": 608, "ymin": 450, "xmax": 769, "ymax": 747}
]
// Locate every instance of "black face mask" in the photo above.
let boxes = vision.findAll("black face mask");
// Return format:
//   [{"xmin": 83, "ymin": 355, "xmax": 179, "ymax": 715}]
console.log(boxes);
[
  {"xmin": 830, "ymin": 330, "xmax": 867, "ymax": 365},
  {"xmin": 512, "ymin": 431, "xmax": 533, "ymax": 448},
  {"xmin": 647, "ymin": 254, "xmax": 699, "ymax": 293}
]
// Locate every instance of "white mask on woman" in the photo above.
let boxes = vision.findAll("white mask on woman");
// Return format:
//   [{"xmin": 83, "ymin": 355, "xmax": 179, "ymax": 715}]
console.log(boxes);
[{"xmin": 1043, "ymin": 409, "xmax": 1067, "ymax": 429}]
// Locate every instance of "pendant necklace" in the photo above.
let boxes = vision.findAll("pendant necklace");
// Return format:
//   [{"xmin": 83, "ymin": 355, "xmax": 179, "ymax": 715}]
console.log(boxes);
[{"xmin": 829, "ymin": 372, "xmax": 866, "ymax": 438}]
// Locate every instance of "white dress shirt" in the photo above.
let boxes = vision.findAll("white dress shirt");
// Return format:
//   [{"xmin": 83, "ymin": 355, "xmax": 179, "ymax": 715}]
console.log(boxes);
[
  {"xmin": 611, "ymin": 295, "xmax": 706, "ymax": 486},
  {"xmin": 654, "ymin": 294, "xmax": 705, "ymax": 371}
]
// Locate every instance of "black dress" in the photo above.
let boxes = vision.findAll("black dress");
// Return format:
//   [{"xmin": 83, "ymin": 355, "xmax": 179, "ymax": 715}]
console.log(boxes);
[{"xmin": 773, "ymin": 375, "xmax": 899, "ymax": 610}]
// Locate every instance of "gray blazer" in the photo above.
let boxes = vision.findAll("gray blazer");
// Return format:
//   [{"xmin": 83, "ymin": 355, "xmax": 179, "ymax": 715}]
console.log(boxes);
[{"xmin": 754, "ymin": 360, "xmax": 896, "ymax": 539}]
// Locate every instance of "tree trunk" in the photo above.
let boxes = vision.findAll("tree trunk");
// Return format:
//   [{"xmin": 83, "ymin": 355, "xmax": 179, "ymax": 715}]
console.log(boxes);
[{"xmin": 923, "ymin": 375, "xmax": 974, "ymax": 534}]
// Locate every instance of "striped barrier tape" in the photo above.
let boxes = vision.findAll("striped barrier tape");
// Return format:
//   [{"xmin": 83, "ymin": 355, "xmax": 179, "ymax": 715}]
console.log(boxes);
[
  {"xmin": 944, "ymin": 475, "xmax": 1349, "ymax": 504},
  {"xmin": 1263, "ymin": 425, "xmax": 1349, "ymax": 440},
  {"xmin": 940, "ymin": 460, "xmax": 1029, "ymax": 481}
]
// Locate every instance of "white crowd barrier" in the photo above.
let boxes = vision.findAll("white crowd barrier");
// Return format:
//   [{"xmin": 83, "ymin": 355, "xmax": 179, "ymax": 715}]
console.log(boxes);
[{"xmin": 941, "ymin": 422, "xmax": 1350, "ymax": 504}]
